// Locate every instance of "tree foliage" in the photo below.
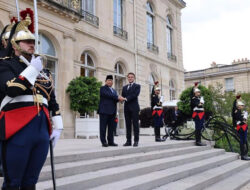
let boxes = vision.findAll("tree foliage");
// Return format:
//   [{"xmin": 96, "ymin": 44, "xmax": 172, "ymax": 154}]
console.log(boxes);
[{"xmin": 66, "ymin": 76, "xmax": 102, "ymax": 115}]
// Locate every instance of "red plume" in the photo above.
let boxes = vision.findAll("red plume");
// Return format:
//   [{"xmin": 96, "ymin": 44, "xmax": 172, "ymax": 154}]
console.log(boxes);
[
  {"xmin": 236, "ymin": 95, "xmax": 241, "ymax": 99},
  {"xmin": 154, "ymin": 81, "xmax": 159, "ymax": 85},
  {"xmin": 10, "ymin": 17, "xmax": 18, "ymax": 24},
  {"xmin": 194, "ymin": 82, "xmax": 199, "ymax": 86},
  {"xmin": 20, "ymin": 8, "xmax": 34, "ymax": 33}
]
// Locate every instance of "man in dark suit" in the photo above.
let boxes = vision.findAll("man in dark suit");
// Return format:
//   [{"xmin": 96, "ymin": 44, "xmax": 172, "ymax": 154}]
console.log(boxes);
[
  {"xmin": 122, "ymin": 72, "xmax": 141, "ymax": 147},
  {"xmin": 98, "ymin": 75, "xmax": 125, "ymax": 147}
]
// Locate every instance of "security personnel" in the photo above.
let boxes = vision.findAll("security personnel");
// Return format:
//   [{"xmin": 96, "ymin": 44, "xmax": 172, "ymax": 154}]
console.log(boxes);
[
  {"xmin": 232, "ymin": 97, "xmax": 250, "ymax": 160},
  {"xmin": 191, "ymin": 83, "xmax": 206, "ymax": 146},
  {"xmin": 151, "ymin": 84, "xmax": 164, "ymax": 142},
  {"xmin": 0, "ymin": 9, "xmax": 63, "ymax": 190}
]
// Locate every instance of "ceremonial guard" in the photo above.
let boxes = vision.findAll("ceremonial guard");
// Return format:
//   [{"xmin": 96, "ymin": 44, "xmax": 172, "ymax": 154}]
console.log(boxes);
[
  {"xmin": 151, "ymin": 82, "xmax": 164, "ymax": 142},
  {"xmin": 0, "ymin": 8, "xmax": 63, "ymax": 189},
  {"xmin": 191, "ymin": 83, "xmax": 206, "ymax": 146},
  {"xmin": 232, "ymin": 95, "xmax": 250, "ymax": 160}
]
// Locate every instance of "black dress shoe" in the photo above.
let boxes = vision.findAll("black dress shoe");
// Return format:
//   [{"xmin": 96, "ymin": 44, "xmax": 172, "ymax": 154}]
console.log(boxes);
[
  {"xmin": 108, "ymin": 143, "xmax": 118, "ymax": 146},
  {"xmin": 123, "ymin": 142, "xmax": 132, "ymax": 146},
  {"xmin": 102, "ymin": 143, "xmax": 109, "ymax": 147},
  {"xmin": 133, "ymin": 142, "xmax": 138, "ymax": 147},
  {"xmin": 155, "ymin": 138, "xmax": 164, "ymax": 142},
  {"xmin": 241, "ymin": 155, "xmax": 250, "ymax": 160},
  {"xmin": 196, "ymin": 142, "xmax": 206, "ymax": 146}
]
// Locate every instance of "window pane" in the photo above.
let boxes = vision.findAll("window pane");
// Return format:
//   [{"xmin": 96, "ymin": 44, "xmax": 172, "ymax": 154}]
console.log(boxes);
[
  {"xmin": 83, "ymin": 0, "xmax": 94, "ymax": 14},
  {"xmin": 81, "ymin": 53, "xmax": 85, "ymax": 64},
  {"xmin": 89, "ymin": 69, "xmax": 95, "ymax": 77},
  {"xmin": 39, "ymin": 34, "xmax": 56, "ymax": 56},
  {"xmin": 81, "ymin": 67, "xmax": 86, "ymax": 76},
  {"xmin": 167, "ymin": 27, "xmax": 172, "ymax": 54},
  {"xmin": 225, "ymin": 78, "xmax": 234, "ymax": 91},
  {"xmin": 87, "ymin": 54, "xmax": 94, "ymax": 67},
  {"xmin": 147, "ymin": 14, "xmax": 153, "ymax": 43},
  {"xmin": 119, "ymin": 64, "xmax": 124, "ymax": 74},
  {"xmin": 146, "ymin": 2, "xmax": 153, "ymax": 13},
  {"xmin": 46, "ymin": 59, "xmax": 56, "ymax": 85},
  {"xmin": 114, "ymin": 0, "xmax": 122, "ymax": 28}
]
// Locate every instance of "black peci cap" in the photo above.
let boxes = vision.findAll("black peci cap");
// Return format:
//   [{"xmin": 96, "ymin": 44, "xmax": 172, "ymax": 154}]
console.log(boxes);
[{"xmin": 106, "ymin": 75, "xmax": 113, "ymax": 80}]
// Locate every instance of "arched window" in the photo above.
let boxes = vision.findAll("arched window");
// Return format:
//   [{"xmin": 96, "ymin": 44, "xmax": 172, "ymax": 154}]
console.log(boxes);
[
  {"xmin": 166, "ymin": 16, "xmax": 173, "ymax": 55},
  {"xmin": 80, "ymin": 52, "xmax": 95, "ymax": 77},
  {"xmin": 169, "ymin": 80, "xmax": 176, "ymax": 100},
  {"xmin": 113, "ymin": 0, "xmax": 123, "ymax": 28},
  {"xmin": 146, "ymin": 2, "xmax": 154, "ymax": 45},
  {"xmin": 82, "ymin": 0, "xmax": 95, "ymax": 14},
  {"xmin": 38, "ymin": 33, "xmax": 57, "ymax": 86}
]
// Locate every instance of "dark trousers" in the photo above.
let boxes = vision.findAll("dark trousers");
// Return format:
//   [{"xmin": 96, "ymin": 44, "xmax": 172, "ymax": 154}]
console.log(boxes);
[
  {"xmin": 1, "ymin": 111, "xmax": 49, "ymax": 188},
  {"xmin": 153, "ymin": 113, "xmax": 163, "ymax": 139},
  {"xmin": 194, "ymin": 117, "xmax": 204, "ymax": 142},
  {"xmin": 99, "ymin": 114, "xmax": 115, "ymax": 144},
  {"xmin": 124, "ymin": 109, "xmax": 139, "ymax": 142}
]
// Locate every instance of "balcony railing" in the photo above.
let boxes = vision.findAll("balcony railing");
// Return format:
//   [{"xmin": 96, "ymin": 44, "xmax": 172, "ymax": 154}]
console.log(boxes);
[
  {"xmin": 81, "ymin": 10, "xmax": 99, "ymax": 27},
  {"xmin": 45, "ymin": 0, "xmax": 99, "ymax": 26},
  {"xmin": 147, "ymin": 42, "xmax": 159, "ymax": 53},
  {"xmin": 167, "ymin": 52, "xmax": 177, "ymax": 61},
  {"xmin": 113, "ymin": 26, "xmax": 128, "ymax": 40}
]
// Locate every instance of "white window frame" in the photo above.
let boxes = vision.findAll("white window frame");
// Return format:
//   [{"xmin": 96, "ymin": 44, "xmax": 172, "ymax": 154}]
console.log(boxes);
[
  {"xmin": 113, "ymin": 0, "xmax": 123, "ymax": 29},
  {"xmin": 80, "ymin": 52, "xmax": 96, "ymax": 77},
  {"xmin": 82, "ymin": 0, "xmax": 95, "ymax": 15},
  {"xmin": 146, "ymin": 2, "xmax": 154, "ymax": 44},
  {"xmin": 169, "ymin": 80, "xmax": 176, "ymax": 101},
  {"xmin": 166, "ymin": 16, "xmax": 173, "ymax": 54},
  {"xmin": 225, "ymin": 78, "xmax": 234, "ymax": 92}
]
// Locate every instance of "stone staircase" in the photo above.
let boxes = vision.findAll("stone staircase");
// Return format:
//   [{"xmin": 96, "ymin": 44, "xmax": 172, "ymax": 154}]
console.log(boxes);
[{"xmin": 33, "ymin": 137, "xmax": 250, "ymax": 190}]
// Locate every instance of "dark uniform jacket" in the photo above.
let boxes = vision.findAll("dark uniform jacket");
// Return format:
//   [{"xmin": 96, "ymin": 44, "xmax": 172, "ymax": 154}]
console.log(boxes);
[
  {"xmin": 0, "ymin": 56, "xmax": 60, "ymax": 139},
  {"xmin": 191, "ymin": 96, "xmax": 204, "ymax": 112},
  {"xmin": 233, "ymin": 109, "xmax": 245, "ymax": 126},
  {"xmin": 151, "ymin": 94, "xmax": 161, "ymax": 110}
]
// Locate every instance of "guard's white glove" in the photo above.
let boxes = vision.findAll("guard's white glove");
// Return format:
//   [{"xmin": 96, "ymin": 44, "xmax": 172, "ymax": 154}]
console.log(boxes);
[
  {"xmin": 160, "ymin": 96, "xmax": 164, "ymax": 103},
  {"xmin": 243, "ymin": 111, "xmax": 248, "ymax": 120},
  {"xmin": 30, "ymin": 55, "xmax": 43, "ymax": 72},
  {"xmin": 200, "ymin": 96, "xmax": 205, "ymax": 104},
  {"xmin": 50, "ymin": 129, "xmax": 62, "ymax": 148}
]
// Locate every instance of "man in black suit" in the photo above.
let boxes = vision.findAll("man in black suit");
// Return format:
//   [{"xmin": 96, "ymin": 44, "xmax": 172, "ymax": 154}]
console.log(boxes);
[
  {"xmin": 98, "ymin": 75, "xmax": 125, "ymax": 147},
  {"xmin": 122, "ymin": 72, "xmax": 141, "ymax": 147}
]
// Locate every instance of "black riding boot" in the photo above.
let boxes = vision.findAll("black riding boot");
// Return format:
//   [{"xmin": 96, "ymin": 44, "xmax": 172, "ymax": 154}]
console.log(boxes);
[
  {"xmin": 154, "ymin": 127, "xmax": 163, "ymax": 142},
  {"xmin": 2, "ymin": 187, "xmax": 19, "ymax": 190},
  {"xmin": 195, "ymin": 130, "xmax": 206, "ymax": 146},
  {"xmin": 20, "ymin": 185, "xmax": 36, "ymax": 190},
  {"xmin": 241, "ymin": 143, "xmax": 250, "ymax": 161}
]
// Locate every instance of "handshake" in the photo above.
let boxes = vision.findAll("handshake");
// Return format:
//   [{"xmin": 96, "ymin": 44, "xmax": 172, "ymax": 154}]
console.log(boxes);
[{"xmin": 118, "ymin": 95, "xmax": 126, "ymax": 103}]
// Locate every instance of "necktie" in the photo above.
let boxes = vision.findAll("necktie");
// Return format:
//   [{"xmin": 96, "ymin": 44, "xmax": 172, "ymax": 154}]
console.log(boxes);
[{"xmin": 128, "ymin": 83, "xmax": 132, "ymax": 90}]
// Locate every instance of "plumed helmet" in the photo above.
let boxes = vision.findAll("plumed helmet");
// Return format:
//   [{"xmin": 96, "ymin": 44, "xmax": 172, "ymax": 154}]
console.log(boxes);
[{"xmin": 237, "ymin": 100, "xmax": 245, "ymax": 106}]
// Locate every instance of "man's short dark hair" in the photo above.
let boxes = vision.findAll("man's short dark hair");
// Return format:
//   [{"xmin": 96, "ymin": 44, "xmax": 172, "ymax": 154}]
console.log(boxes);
[{"xmin": 127, "ymin": 72, "xmax": 135, "ymax": 77}]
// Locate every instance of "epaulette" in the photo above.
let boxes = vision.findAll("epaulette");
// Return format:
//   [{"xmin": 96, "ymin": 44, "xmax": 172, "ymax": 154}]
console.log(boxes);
[
  {"xmin": 0, "ymin": 56, "xmax": 10, "ymax": 60},
  {"xmin": 152, "ymin": 95, "xmax": 155, "ymax": 97},
  {"xmin": 192, "ymin": 97, "xmax": 195, "ymax": 99}
]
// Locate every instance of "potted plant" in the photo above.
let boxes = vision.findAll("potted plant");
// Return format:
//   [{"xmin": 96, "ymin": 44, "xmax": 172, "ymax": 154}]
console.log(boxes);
[{"xmin": 66, "ymin": 76, "xmax": 102, "ymax": 138}]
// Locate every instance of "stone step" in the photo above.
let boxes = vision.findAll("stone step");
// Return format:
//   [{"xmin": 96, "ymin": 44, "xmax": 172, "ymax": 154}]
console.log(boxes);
[
  {"xmin": 87, "ymin": 153, "xmax": 237, "ymax": 190},
  {"xmin": 154, "ymin": 159, "xmax": 250, "ymax": 190},
  {"xmin": 205, "ymin": 166, "xmax": 250, "ymax": 190},
  {"xmin": 40, "ymin": 145, "xmax": 210, "ymax": 181},
  {"xmin": 44, "ymin": 141, "xmax": 196, "ymax": 165},
  {"xmin": 37, "ymin": 149, "xmax": 226, "ymax": 190}
]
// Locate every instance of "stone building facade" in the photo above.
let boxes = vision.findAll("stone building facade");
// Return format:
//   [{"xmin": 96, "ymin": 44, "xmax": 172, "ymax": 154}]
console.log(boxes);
[
  {"xmin": 0, "ymin": 0, "xmax": 186, "ymax": 138},
  {"xmin": 185, "ymin": 59, "xmax": 250, "ymax": 93}
]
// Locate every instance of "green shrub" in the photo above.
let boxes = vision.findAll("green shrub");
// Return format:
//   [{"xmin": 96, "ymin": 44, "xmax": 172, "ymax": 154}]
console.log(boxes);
[{"xmin": 66, "ymin": 76, "xmax": 102, "ymax": 115}]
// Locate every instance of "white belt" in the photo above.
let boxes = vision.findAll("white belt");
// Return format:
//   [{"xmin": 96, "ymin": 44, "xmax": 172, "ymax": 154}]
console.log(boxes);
[
  {"xmin": 0, "ymin": 95, "xmax": 48, "ymax": 111},
  {"xmin": 193, "ymin": 107, "xmax": 204, "ymax": 111}
]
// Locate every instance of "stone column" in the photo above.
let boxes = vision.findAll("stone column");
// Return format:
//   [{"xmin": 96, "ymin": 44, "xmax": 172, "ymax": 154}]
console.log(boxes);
[{"xmin": 60, "ymin": 32, "xmax": 76, "ymax": 138}]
